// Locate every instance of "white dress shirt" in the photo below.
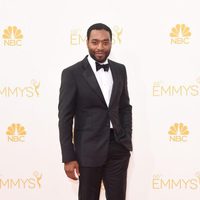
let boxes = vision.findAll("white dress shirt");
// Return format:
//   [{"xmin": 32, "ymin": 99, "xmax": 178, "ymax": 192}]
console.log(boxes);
[{"xmin": 87, "ymin": 55, "xmax": 113, "ymax": 128}]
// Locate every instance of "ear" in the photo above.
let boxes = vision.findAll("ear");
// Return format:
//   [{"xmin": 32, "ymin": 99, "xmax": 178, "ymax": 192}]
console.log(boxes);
[{"xmin": 86, "ymin": 39, "xmax": 89, "ymax": 47}]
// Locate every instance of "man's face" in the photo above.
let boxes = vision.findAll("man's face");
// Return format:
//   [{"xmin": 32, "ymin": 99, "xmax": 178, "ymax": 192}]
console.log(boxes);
[{"xmin": 87, "ymin": 29, "xmax": 112, "ymax": 63}]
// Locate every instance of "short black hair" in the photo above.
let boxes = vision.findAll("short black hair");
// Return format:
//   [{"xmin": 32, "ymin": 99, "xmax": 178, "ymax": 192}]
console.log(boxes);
[{"xmin": 87, "ymin": 23, "xmax": 112, "ymax": 40}]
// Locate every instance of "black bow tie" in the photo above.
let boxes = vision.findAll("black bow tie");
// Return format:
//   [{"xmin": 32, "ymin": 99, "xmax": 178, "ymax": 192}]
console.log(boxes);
[{"xmin": 95, "ymin": 62, "xmax": 109, "ymax": 72}]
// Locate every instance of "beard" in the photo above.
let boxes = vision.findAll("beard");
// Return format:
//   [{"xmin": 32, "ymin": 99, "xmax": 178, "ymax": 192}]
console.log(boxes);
[{"xmin": 88, "ymin": 49, "xmax": 111, "ymax": 63}]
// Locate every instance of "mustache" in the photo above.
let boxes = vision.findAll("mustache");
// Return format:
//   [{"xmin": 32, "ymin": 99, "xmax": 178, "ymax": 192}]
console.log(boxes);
[{"xmin": 95, "ymin": 51, "xmax": 105, "ymax": 53}]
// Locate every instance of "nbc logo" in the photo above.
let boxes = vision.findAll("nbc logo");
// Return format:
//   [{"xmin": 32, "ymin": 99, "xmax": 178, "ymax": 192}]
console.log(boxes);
[
  {"xmin": 168, "ymin": 122, "xmax": 189, "ymax": 142},
  {"xmin": 6, "ymin": 123, "xmax": 26, "ymax": 142},
  {"xmin": 2, "ymin": 26, "xmax": 23, "ymax": 46},
  {"xmin": 170, "ymin": 24, "xmax": 191, "ymax": 44}
]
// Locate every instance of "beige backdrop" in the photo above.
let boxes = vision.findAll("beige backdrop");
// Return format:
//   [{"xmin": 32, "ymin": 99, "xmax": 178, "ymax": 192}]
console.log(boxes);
[{"xmin": 0, "ymin": 0, "xmax": 200, "ymax": 199}]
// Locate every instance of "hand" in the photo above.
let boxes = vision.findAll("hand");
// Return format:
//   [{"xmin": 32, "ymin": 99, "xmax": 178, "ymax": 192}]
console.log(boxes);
[{"xmin": 64, "ymin": 161, "xmax": 80, "ymax": 180}]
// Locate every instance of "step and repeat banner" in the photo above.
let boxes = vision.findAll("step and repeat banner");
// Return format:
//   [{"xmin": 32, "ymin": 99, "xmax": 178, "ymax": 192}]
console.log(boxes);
[{"xmin": 0, "ymin": 0, "xmax": 200, "ymax": 199}]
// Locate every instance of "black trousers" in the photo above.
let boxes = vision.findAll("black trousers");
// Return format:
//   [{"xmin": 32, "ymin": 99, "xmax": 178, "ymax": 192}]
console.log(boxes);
[{"xmin": 78, "ymin": 134, "xmax": 130, "ymax": 200}]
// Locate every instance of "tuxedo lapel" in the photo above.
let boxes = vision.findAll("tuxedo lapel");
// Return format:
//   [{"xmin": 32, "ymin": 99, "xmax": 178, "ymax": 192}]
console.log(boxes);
[
  {"xmin": 108, "ymin": 60, "xmax": 119, "ymax": 108},
  {"xmin": 82, "ymin": 57, "xmax": 107, "ymax": 106}
]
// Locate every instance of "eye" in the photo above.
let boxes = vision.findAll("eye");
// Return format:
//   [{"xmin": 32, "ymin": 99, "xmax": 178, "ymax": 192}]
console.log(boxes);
[
  {"xmin": 91, "ymin": 41, "xmax": 98, "ymax": 45},
  {"xmin": 103, "ymin": 41, "xmax": 109, "ymax": 45}
]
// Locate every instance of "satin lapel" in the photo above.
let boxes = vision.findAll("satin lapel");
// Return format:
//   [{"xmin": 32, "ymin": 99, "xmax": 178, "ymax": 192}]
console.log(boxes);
[
  {"xmin": 109, "ymin": 60, "xmax": 119, "ymax": 108},
  {"xmin": 82, "ymin": 58, "xmax": 107, "ymax": 106}
]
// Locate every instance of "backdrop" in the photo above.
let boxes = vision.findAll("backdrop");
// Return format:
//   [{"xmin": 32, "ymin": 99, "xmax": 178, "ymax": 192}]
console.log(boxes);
[{"xmin": 1, "ymin": 0, "xmax": 200, "ymax": 199}]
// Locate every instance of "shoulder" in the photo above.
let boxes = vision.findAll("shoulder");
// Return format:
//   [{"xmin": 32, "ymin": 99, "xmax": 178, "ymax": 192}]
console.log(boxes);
[
  {"xmin": 61, "ymin": 57, "xmax": 87, "ymax": 76},
  {"xmin": 62, "ymin": 60, "xmax": 82, "ymax": 74},
  {"xmin": 108, "ymin": 59, "xmax": 126, "ymax": 73}
]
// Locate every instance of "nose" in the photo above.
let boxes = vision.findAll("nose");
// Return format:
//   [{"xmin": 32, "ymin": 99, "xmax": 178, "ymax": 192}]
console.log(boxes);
[{"xmin": 97, "ymin": 42, "xmax": 104, "ymax": 50}]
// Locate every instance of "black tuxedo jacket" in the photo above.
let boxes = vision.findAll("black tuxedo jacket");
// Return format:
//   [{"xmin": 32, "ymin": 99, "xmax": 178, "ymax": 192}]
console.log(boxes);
[{"xmin": 58, "ymin": 56, "xmax": 132, "ymax": 167}]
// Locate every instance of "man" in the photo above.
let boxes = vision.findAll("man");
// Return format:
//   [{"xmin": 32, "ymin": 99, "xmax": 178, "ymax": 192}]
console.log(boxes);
[{"xmin": 58, "ymin": 23, "xmax": 132, "ymax": 200}]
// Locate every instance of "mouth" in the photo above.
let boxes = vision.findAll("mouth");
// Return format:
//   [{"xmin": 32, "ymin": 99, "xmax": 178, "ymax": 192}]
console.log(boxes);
[{"xmin": 95, "ymin": 52, "xmax": 105, "ymax": 56}]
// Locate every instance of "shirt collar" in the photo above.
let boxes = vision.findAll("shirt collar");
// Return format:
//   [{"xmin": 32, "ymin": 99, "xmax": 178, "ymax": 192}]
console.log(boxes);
[{"xmin": 87, "ymin": 55, "xmax": 109, "ymax": 72}]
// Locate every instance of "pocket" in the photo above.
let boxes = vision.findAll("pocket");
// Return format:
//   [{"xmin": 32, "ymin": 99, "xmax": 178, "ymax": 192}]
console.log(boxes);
[{"xmin": 114, "ymin": 141, "xmax": 130, "ymax": 155}]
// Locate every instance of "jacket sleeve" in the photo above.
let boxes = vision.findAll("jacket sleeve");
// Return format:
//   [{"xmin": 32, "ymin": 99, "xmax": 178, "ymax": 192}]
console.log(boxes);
[
  {"xmin": 119, "ymin": 66, "xmax": 132, "ymax": 144},
  {"xmin": 58, "ymin": 68, "xmax": 77, "ymax": 163}
]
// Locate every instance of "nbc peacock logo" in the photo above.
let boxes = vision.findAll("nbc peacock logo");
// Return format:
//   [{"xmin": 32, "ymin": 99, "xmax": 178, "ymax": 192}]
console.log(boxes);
[
  {"xmin": 6, "ymin": 123, "xmax": 26, "ymax": 142},
  {"xmin": 2, "ymin": 26, "xmax": 23, "ymax": 46},
  {"xmin": 170, "ymin": 24, "xmax": 191, "ymax": 44},
  {"xmin": 168, "ymin": 122, "xmax": 189, "ymax": 142}
]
